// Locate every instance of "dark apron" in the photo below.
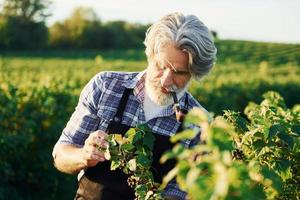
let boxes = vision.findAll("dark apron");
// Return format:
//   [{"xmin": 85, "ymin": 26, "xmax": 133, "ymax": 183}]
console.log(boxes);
[{"xmin": 74, "ymin": 89, "xmax": 183, "ymax": 200}]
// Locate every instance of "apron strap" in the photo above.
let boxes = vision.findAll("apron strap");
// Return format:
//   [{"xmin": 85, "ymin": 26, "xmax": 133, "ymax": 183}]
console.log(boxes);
[
  {"xmin": 111, "ymin": 88, "xmax": 132, "ymax": 123},
  {"xmin": 176, "ymin": 93, "xmax": 189, "ymax": 132}
]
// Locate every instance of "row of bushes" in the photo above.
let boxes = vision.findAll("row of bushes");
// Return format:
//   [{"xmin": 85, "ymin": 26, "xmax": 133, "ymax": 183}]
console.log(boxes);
[
  {"xmin": 194, "ymin": 81, "xmax": 300, "ymax": 115},
  {"xmin": 215, "ymin": 40, "xmax": 300, "ymax": 65}
]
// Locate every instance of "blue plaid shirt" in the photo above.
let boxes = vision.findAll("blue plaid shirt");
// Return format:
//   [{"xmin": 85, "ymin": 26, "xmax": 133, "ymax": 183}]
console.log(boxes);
[{"xmin": 55, "ymin": 70, "xmax": 208, "ymax": 200}]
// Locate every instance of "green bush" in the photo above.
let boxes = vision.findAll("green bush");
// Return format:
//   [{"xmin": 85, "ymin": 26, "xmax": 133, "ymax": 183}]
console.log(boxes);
[
  {"xmin": 162, "ymin": 91, "xmax": 299, "ymax": 200},
  {"xmin": 0, "ymin": 83, "xmax": 77, "ymax": 200}
]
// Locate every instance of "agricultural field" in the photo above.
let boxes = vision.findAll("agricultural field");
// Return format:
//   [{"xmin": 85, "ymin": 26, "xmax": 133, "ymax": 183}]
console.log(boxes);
[{"xmin": 0, "ymin": 40, "xmax": 299, "ymax": 199}]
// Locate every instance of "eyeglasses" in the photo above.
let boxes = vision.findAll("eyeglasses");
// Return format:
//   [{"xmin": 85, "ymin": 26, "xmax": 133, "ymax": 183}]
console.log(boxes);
[{"xmin": 154, "ymin": 58, "xmax": 191, "ymax": 77}]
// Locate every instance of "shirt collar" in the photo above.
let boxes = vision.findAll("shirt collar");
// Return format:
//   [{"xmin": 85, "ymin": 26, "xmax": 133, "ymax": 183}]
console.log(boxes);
[{"xmin": 122, "ymin": 70, "xmax": 146, "ymax": 89}]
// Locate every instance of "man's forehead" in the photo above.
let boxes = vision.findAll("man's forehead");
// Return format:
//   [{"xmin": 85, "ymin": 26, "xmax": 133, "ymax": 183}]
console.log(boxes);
[{"xmin": 155, "ymin": 47, "xmax": 189, "ymax": 69}]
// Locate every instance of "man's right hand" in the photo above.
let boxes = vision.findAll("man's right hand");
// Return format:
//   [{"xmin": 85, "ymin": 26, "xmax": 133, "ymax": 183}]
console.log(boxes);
[
  {"xmin": 81, "ymin": 130, "xmax": 109, "ymax": 167},
  {"xmin": 52, "ymin": 130, "xmax": 109, "ymax": 174}
]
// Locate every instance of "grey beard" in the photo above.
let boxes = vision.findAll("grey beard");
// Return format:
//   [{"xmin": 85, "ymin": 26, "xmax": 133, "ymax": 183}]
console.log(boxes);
[{"xmin": 145, "ymin": 78, "xmax": 189, "ymax": 106}]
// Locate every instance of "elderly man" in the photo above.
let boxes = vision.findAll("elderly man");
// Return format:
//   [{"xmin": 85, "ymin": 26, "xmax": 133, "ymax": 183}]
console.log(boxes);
[{"xmin": 52, "ymin": 12, "xmax": 217, "ymax": 200}]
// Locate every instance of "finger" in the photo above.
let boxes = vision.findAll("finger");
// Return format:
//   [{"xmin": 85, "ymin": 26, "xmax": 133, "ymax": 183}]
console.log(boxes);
[
  {"xmin": 90, "ymin": 153, "xmax": 105, "ymax": 161},
  {"xmin": 83, "ymin": 149, "xmax": 105, "ymax": 161},
  {"xmin": 93, "ymin": 130, "xmax": 108, "ymax": 140},
  {"xmin": 88, "ymin": 138, "xmax": 106, "ymax": 150},
  {"xmin": 89, "ymin": 151, "xmax": 106, "ymax": 162},
  {"xmin": 84, "ymin": 136, "xmax": 95, "ymax": 146},
  {"xmin": 85, "ymin": 145, "xmax": 104, "ymax": 156},
  {"xmin": 101, "ymin": 140, "xmax": 109, "ymax": 148},
  {"xmin": 93, "ymin": 136, "xmax": 109, "ymax": 148},
  {"xmin": 92, "ymin": 148, "xmax": 104, "ymax": 156},
  {"xmin": 96, "ymin": 138, "xmax": 108, "ymax": 148},
  {"xmin": 85, "ymin": 136, "xmax": 102, "ymax": 147}
]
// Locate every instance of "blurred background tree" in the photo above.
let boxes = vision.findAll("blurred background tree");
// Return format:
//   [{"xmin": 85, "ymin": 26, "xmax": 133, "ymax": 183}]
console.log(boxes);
[
  {"xmin": 1, "ymin": 0, "xmax": 51, "ymax": 22},
  {"xmin": 49, "ymin": 7, "xmax": 104, "ymax": 49},
  {"xmin": 49, "ymin": 7, "xmax": 149, "ymax": 50},
  {"xmin": 0, "ymin": 0, "xmax": 51, "ymax": 50}
]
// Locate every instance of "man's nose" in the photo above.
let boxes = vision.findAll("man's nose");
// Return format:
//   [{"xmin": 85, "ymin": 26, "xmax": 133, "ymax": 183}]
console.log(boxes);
[{"xmin": 160, "ymin": 69, "xmax": 174, "ymax": 89}]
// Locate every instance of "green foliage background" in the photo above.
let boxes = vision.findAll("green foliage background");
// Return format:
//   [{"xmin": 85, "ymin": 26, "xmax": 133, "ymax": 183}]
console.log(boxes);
[{"xmin": 0, "ymin": 40, "xmax": 299, "ymax": 199}]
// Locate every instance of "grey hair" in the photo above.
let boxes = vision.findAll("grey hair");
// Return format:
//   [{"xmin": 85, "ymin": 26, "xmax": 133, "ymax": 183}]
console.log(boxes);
[{"xmin": 144, "ymin": 12, "xmax": 217, "ymax": 78}]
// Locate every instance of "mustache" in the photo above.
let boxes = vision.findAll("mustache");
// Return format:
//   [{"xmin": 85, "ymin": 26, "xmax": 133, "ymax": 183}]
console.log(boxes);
[{"xmin": 150, "ymin": 78, "xmax": 178, "ymax": 92}]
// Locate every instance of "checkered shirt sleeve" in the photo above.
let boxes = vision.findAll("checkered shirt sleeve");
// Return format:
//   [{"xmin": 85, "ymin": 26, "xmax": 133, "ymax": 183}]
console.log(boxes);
[{"xmin": 56, "ymin": 73, "xmax": 104, "ymax": 147}]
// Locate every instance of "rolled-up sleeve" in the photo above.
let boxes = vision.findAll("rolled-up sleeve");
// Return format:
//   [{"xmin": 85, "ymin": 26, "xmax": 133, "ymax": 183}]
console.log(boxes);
[{"xmin": 55, "ymin": 73, "xmax": 104, "ymax": 148}]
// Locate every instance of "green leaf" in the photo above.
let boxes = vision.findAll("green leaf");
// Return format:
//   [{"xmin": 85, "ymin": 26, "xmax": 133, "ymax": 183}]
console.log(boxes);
[
  {"xmin": 135, "ymin": 184, "xmax": 147, "ymax": 198},
  {"xmin": 261, "ymin": 167, "xmax": 282, "ymax": 192},
  {"xmin": 252, "ymin": 140, "xmax": 265, "ymax": 152},
  {"xmin": 291, "ymin": 124, "xmax": 300, "ymax": 136},
  {"xmin": 278, "ymin": 132, "xmax": 294, "ymax": 149},
  {"xmin": 257, "ymin": 146, "xmax": 269, "ymax": 157},
  {"xmin": 136, "ymin": 123, "xmax": 152, "ymax": 132},
  {"xmin": 111, "ymin": 160, "xmax": 121, "ymax": 170},
  {"xmin": 128, "ymin": 158, "xmax": 137, "ymax": 172},
  {"xmin": 277, "ymin": 159, "xmax": 292, "ymax": 181},
  {"xmin": 184, "ymin": 108, "xmax": 208, "ymax": 127},
  {"xmin": 235, "ymin": 115, "xmax": 249, "ymax": 132},
  {"xmin": 176, "ymin": 161, "xmax": 191, "ymax": 189},
  {"xmin": 262, "ymin": 91, "xmax": 286, "ymax": 108},
  {"xmin": 145, "ymin": 191, "xmax": 154, "ymax": 200},
  {"xmin": 268, "ymin": 124, "xmax": 285, "ymax": 139},
  {"xmin": 109, "ymin": 147, "xmax": 119, "ymax": 157},
  {"xmin": 214, "ymin": 163, "xmax": 229, "ymax": 197},
  {"xmin": 186, "ymin": 167, "xmax": 201, "ymax": 187},
  {"xmin": 132, "ymin": 131, "xmax": 143, "ymax": 144},
  {"xmin": 121, "ymin": 143, "xmax": 135, "ymax": 152},
  {"xmin": 104, "ymin": 148, "xmax": 111, "ymax": 160},
  {"xmin": 223, "ymin": 110, "xmax": 249, "ymax": 133},
  {"xmin": 125, "ymin": 128, "xmax": 136, "ymax": 143},
  {"xmin": 136, "ymin": 154, "xmax": 151, "ymax": 167},
  {"xmin": 253, "ymin": 131, "xmax": 265, "ymax": 139},
  {"xmin": 113, "ymin": 134, "xmax": 128, "ymax": 145},
  {"xmin": 161, "ymin": 166, "xmax": 179, "ymax": 188},
  {"xmin": 143, "ymin": 131, "xmax": 155, "ymax": 150},
  {"xmin": 170, "ymin": 129, "xmax": 198, "ymax": 143},
  {"xmin": 209, "ymin": 127, "xmax": 233, "ymax": 151},
  {"xmin": 108, "ymin": 134, "xmax": 117, "ymax": 146},
  {"xmin": 278, "ymin": 159, "xmax": 290, "ymax": 170},
  {"xmin": 160, "ymin": 144, "xmax": 185, "ymax": 164},
  {"xmin": 122, "ymin": 167, "xmax": 129, "ymax": 174}
]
